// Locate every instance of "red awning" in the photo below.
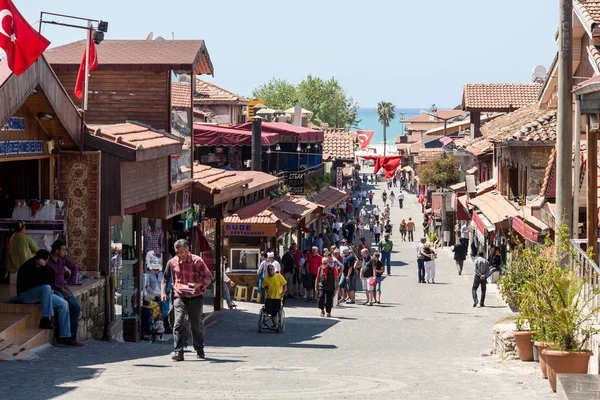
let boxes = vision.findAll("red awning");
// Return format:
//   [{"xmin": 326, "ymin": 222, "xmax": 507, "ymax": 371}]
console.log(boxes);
[
  {"xmin": 456, "ymin": 195, "xmax": 470, "ymax": 221},
  {"xmin": 472, "ymin": 211, "xmax": 494, "ymax": 236},
  {"xmin": 511, "ymin": 216, "xmax": 544, "ymax": 243},
  {"xmin": 234, "ymin": 122, "xmax": 324, "ymax": 143},
  {"xmin": 194, "ymin": 124, "xmax": 279, "ymax": 146}
]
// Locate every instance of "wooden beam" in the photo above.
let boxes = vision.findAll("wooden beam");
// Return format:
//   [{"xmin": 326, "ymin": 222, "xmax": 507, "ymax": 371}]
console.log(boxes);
[{"xmin": 587, "ymin": 127, "xmax": 598, "ymax": 259}]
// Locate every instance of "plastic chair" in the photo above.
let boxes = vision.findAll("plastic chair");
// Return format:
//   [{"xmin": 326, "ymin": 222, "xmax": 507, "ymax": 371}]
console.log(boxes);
[
  {"xmin": 250, "ymin": 287, "xmax": 262, "ymax": 303},
  {"xmin": 234, "ymin": 285, "xmax": 248, "ymax": 302}
]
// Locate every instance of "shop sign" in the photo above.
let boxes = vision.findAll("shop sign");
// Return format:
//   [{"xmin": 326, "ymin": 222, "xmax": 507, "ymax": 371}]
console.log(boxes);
[
  {"xmin": 224, "ymin": 223, "xmax": 277, "ymax": 237},
  {"xmin": 336, "ymin": 167, "xmax": 343, "ymax": 189},
  {"xmin": 285, "ymin": 172, "xmax": 305, "ymax": 195},
  {"xmin": 0, "ymin": 140, "xmax": 44, "ymax": 155},
  {"xmin": 1, "ymin": 117, "xmax": 25, "ymax": 131}
]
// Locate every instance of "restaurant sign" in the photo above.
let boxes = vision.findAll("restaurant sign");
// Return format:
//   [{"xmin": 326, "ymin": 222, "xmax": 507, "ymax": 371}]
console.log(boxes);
[
  {"xmin": 0, "ymin": 140, "xmax": 44, "ymax": 155},
  {"xmin": 285, "ymin": 172, "xmax": 305, "ymax": 195},
  {"xmin": 224, "ymin": 223, "xmax": 277, "ymax": 237}
]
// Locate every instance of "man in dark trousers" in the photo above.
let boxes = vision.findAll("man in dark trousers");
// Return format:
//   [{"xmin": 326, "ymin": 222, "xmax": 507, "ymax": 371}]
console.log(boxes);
[
  {"xmin": 488, "ymin": 246, "xmax": 503, "ymax": 277},
  {"xmin": 162, "ymin": 239, "xmax": 213, "ymax": 361},
  {"xmin": 473, "ymin": 252, "xmax": 489, "ymax": 307},
  {"xmin": 452, "ymin": 240, "xmax": 468, "ymax": 275},
  {"xmin": 314, "ymin": 257, "xmax": 339, "ymax": 317},
  {"xmin": 281, "ymin": 246, "xmax": 296, "ymax": 298}
]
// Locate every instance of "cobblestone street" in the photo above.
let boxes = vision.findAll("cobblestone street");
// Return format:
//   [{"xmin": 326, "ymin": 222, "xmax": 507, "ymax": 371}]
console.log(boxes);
[{"xmin": 0, "ymin": 178, "xmax": 554, "ymax": 399}]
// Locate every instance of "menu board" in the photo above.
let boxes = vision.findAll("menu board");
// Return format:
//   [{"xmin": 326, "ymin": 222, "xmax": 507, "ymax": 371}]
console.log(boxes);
[{"xmin": 285, "ymin": 172, "xmax": 305, "ymax": 195}]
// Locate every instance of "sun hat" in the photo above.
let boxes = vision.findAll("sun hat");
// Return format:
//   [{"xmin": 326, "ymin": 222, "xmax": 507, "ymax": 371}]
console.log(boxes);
[{"xmin": 267, "ymin": 252, "xmax": 275, "ymax": 258}]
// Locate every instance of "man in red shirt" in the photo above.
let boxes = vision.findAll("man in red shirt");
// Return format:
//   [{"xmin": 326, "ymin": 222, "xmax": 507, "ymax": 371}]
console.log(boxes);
[
  {"xmin": 305, "ymin": 246, "xmax": 322, "ymax": 303},
  {"xmin": 161, "ymin": 239, "xmax": 213, "ymax": 362}
]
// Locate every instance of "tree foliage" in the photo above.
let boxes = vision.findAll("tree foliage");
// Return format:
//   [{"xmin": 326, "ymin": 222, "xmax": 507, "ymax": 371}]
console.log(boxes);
[
  {"xmin": 251, "ymin": 75, "xmax": 359, "ymax": 128},
  {"xmin": 376, "ymin": 101, "xmax": 395, "ymax": 156},
  {"xmin": 418, "ymin": 154, "xmax": 460, "ymax": 187}
]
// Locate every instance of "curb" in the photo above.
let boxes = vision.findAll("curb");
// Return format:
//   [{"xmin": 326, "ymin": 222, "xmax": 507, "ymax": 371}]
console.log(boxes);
[{"xmin": 203, "ymin": 311, "xmax": 216, "ymax": 327}]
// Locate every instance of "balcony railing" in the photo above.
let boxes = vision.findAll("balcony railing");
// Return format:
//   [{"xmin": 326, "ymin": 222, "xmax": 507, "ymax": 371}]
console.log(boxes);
[{"xmin": 570, "ymin": 239, "xmax": 600, "ymax": 325}]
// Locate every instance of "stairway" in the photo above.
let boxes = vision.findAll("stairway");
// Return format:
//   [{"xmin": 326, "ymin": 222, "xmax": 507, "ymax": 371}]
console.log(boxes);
[{"xmin": 0, "ymin": 286, "xmax": 53, "ymax": 360}]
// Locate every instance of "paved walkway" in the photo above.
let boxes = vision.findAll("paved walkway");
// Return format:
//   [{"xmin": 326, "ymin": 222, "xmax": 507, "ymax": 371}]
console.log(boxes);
[{"xmin": 0, "ymin": 176, "xmax": 554, "ymax": 399}]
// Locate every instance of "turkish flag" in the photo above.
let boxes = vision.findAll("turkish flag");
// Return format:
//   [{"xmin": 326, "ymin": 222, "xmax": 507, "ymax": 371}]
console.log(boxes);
[
  {"xmin": 362, "ymin": 156, "xmax": 402, "ymax": 179},
  {"xmin": 0, "ymin": 0, "xmax": 50, "ymax": 76},
  {"xmin": 74, "ymin": 30, "xmax": 98, "ymax": 100},
  {"xmin": 357, "ymin": 130, "xmax": 374, "ymax": 150}
]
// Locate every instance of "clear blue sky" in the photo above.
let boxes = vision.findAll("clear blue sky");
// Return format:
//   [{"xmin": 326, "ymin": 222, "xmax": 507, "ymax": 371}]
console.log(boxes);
[{"xmin": 17, "ymin": 0, "xmax": 559, "ymax": 108}]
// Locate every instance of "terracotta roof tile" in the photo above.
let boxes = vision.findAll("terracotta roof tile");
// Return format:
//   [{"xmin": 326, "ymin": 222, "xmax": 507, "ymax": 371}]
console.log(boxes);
[
  {"xmin": 400, "ymin": 110, "xmax": 463, "ymax": 122},
  {"xmin": 462, "ymin": 84, "xmax": 541, "ymax": 111},
  {"xmin": 223, "ymin": 210, "xmax": 279, "ymax": 225},
  {"xmin": 172, "ymin": 82, "xmax": 191, "ymax": 108},
  {"xmin": 483, "ymin": 104, "xmax": 557, "ymax": 143},
  {"xmin": 193, "ymin": 162, "xmax": 253, "ymax": 192},
  {"xmin": 475, "ymin": 179, "xmax": 497, "ymax": 196},
  {"xmin": 406, "ymin": 122, "xmax": 444, "ymax": 132},
  {"xmin": 540, "ymin": 146, "xmax": 557, "ymax": 198},
  {"xmin": 576, "ymin": 0, "xmax": 600, "ymax": 27},
  {"xmin": 45, "ymin": 40, "xmax": 213, "ymax": 75},
  {"xmin": 195, "ymin": 79, "xmax": 247, "ymax": 105},
  {"xmin": 309, "ymin": 186, "xmax": 347, "ymax": 209},
  {"xmin": 470, "ymin": 191, "xmax": 520, "ymax": 225},
  {"xmin": 270, "ymin": 196, "xmax": 319, "ymax": 228},
  {"xmin": 87, "ymin": 122, "xmax": 182, "ymax": 150},
  {"xmin": 416, "ymin": 148, "xmax": 443, "ymax": 163},
  {"xmin": 465, "ymin": 139, "xmax": 493, "ymax": 156},
  {"xmin": 409, "ymin": 140, "xmax": 423, "ymax": 154},
  {"xmin": 322, "ymin": 132, "xmax": 356, "ymax": 160}
]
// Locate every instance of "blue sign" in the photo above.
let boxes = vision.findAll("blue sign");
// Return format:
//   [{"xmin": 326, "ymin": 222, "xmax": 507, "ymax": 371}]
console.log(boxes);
[
  {"xmin": 1, "ymin": 117, "xmax": 25, "ymax": 131},
  {"xmin": 0, "ymin": 140, "xmax": 44, "ymax": 156}
]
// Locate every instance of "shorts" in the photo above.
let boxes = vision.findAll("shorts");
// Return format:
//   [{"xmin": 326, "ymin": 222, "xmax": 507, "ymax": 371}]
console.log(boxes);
[
  {"xmin": 344, "ymin": 275, "xmax": 356, "ymax": 291},
  {"xmin": 305, "ymin": 273, "xmax": 317, "ymax": 290},
  {"xmin": 363, "ymin": 277, "xmax": 375, "ymax": 292}
]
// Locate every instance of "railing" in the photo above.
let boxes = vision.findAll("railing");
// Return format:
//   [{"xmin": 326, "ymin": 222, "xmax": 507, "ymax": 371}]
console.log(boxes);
[{"xmin": 570, "ymin": 239, "xmax": 600, "ymax": 324}]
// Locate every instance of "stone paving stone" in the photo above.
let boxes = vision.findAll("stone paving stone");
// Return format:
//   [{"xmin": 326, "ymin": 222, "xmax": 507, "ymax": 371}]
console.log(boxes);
[{"xmin": 0, "ymin": 176, "xmax": 556, "ymax": 399}]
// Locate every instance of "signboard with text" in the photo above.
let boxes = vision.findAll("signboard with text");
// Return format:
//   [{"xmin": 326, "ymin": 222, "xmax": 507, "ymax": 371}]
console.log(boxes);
[
  {"xmin": 285, "ymin": 172, "xmax": 305, "ymax": 195},
  {"xmin": 0, "ymin": 140, "xmax": 44, "ymax": 156},
  {"xmin": 223, "ymin": 222, "xmax": 277, "ymax": 237},
  {"xmin": 336, "ymin": 167, "xmax": 343, "ymax": 189}
]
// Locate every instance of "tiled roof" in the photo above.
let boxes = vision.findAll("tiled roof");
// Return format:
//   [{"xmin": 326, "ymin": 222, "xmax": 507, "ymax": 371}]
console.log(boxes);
[
  {"xmin": 475, "ymin": 179, "xmax": 497, "ymax": 196},
  {"xmin": 470, "ymin": 191, "xmax": 520, "ymax": 225},
  {"xmin": 87, "ymin": 122, "xmax": 182, "ymax": 150},
  {"xmin": 575, "ymin": 0, "xmax": 600, "ymax": 27},
  {"xmin": 193, "ymin": 162, "xmax": 253, "ymax": 192},
  {"xmin": 223, "ymin": 210, "xmax": 279, "ymax": 225},
  {"xmin": 400, "ymin": 110, "xmax": 463, "ymax": 122},
  {"xmin": 172, "ymin": 82, "xmax": 191, "ymax": 108},
  {"xmin": 195, "ymin": 79, "xmax": 248, "ymax": 105},
  {"xmin": 450, "ymin": 182, "xmax": 466, "ymax": 191},
  {"xmin": 309, "ymin": 186, "xmax": 347, "ymax": 210},
  {"xmin": 194, "ymin": 107, "xmax": 216, "ymax": 118},
  {"xmin": 45, "ymin": 40, "xmax": 213, "ymax": 75},
  {"xmin": 483, "ymin": 104, "xmax": 557, "ymax": 143},
  {"xmin": 416, "ymin": 148, "xmax": 443, "ymax": 163},
  {"xmin": 270, "ymin": 196, "xmax": 319, "ymax": 229},
  {"xmin": 397, "ymin": 143, "xmax": 412, "ymax": 153},
  {"xmin": 406, "ymin": 122, "xmax": 444, "ymax": 132},
  {"xmin": 540, "ymin": 146, "xmax": 557, "ymax": 198},
  {"xmin": 236, "ymin": 171, "xmax": 279, "ymax": 192},
  {"xmin": 322, "ymin": 132, "xmax": 356, "ymax": 160},
  {"xmin": 465, "ymin": 139, "xmax": 493, "ymax": 156},
  {"xmin": 409, "ymin": 140, "xmax": 423, "ymax": 154},
  {"xmin": 407, "ymin": 133, "xmax": 421, "ymax": 143},
  {"xmin": 462, "ymin": 84, "xmax": 541, "ymax": 111}
]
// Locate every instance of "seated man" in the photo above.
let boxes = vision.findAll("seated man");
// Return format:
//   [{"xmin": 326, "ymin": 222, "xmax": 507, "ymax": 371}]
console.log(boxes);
[
  {"xmin": 17, "ymin": 249, "xmax": 80, "ymax": 346},
  {"xmin": 261, "ymin": 264, "xmax": 287, "ymax": 314},
  {"xmin": 47, "ymin": 240, "xmax": 82, "ymax": 344}
]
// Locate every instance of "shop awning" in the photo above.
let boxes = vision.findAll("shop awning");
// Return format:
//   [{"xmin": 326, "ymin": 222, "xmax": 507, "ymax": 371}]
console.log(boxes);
[
  {"xmin": 511, "ymin": 215, "xmax": 548, "ymax": 244},
  {"xmin": 193, "ymin": 162, "xmax": 254, "ymax": 206},
  {"xmin": 194, "ymin": 124, "xmax": 279, "ymax": 146},
  {"xmin": 234, "ymin": 121, "xmax": 324, "ymax": 143},
  {"xmin": 235, "ymin": 171, "xmax": 279, "ymax": 192},
  {"xmin": 469, "ymin": 191, "xmax": 519, "ymax": 226},
  {"xmin": 309, "ymin": 186, "xmax": 347, "ymax": 211},
  {"xmin": 475, "ymin": 179, "xmax": 497, "ymax": 196},
  {"xmin": 450, "ymin": 182, "xmax": 466, "ymax": 192},
  {"xmin": 222, "ymin": 210, "xmax": 279, "ymax": 237},
  {"xmin": 456, "ymin": 195, "xmax": 470, "ymax": 221},
  {"xmin": 269, "ymin": 196, "xmax": 319, "ymax": 229},
  {"xmin": 472, "ymin": 211, "xmax": 495, "ymax": 239}
]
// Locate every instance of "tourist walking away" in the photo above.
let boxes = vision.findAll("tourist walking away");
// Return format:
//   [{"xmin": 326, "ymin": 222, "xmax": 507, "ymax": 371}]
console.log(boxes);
[
  {"xmin": 4, "ymin": 220, "xmax": 38, "ymax": 281},
  {"xmin": 452, "ymin": 240, "xmax": 468, "ymax": 275},
  {"xmin": 162, "ymin": 239, "xmax": 213, "ymax": 361},
  {"xmin": 460, "ymin": 222, "xmax": 469, "ymax": 245},
  {"xmin": 17, "ymin": 249, "xmax": 79, "ymax": 346},
  {"xmin": 281, "ymin": 246, "xmax": 296, "ymax": 297},
  {"xmin": 473, "ymin": 252, "xmax": 490, "ymax": 307},
  {"xmin": 315, "ymin": 257, "xmax": 339, "ymax": 317},
  {"xmin": 381, "ymin": 190, "xmax": 387, "ymax": 204},
  {"xmin": 377, "ymin": 233, "xmax": 394, "ymax": 276},
  {"xmin": 373, "ymin": 252, "xmax": 385, "ymax": 303},
  {"xmin": 360, "ymin": 250, "xmax": 376, "ymax": 305},
  {"xmin": 393, "ymin": 176, "xmax": 398, "ymax": 187},
  {"xmin": 256, "ymin": 251, "xmax": 268, "ymax": 294},
  {"xmin": 398, "ymin": 191, "xmax": 404, "ymax": 208},
  {"xmin": 372, "ymin": 222, "xmax": 381, "ymax": 244},
  {"xmin": 406, "ymin": 218, "xmax": 415, "ymax": 241},
  {"xmin": 389, "ymin": 191, "xmax": 396, "ymax": 205},
  {"xmin": 369, "ymin": 191, "xmax": 374, "ymax": 205},
  {"xmin": 416, "ymin": 238, "xmax": 426, "ymax": 283},
  {"xmin": 421, "ymin": 242, "xmax": 437, "ymax": 284},
  {"xmin": 47, "ymin": 239, "xmax": 82, "ymax": 344},
  {"xmin": 340, "ymin": 247, "xmax": 356, "ymax": 304},
  {"xmin": 399, "ymin": 219, "xmax": 407, "ymax": 241},
  {"xmin": 306, "ymin": 247, "xmax": 322, "ymax": 302},
  {"xmin": 374, "ymin": 205, "xmax": 381, "ymax": 222}
]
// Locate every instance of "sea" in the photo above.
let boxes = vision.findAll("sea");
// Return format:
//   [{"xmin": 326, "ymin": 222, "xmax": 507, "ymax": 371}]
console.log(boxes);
[{"xmin": 354, "ymin": 107, "xmax": 423, "ymax": 144}]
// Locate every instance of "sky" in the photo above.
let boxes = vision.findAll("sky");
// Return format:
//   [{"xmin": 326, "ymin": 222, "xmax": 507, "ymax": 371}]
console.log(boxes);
[{"xmin": 16, "ymin": 0, "xmax": 559, "ymax": 108}]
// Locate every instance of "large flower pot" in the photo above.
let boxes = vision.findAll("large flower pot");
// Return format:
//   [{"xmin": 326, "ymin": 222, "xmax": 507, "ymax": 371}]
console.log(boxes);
[
  {"xmin": 543, "ymin": 350, "xmax": 592, "ymax": 392},
  {"xmin": 534, "ymin": 341, "xmax": 551, "ymax": 379},
  {"xmin": 513, "ymin": 331, "xmax": 535, "ymax": 361}
]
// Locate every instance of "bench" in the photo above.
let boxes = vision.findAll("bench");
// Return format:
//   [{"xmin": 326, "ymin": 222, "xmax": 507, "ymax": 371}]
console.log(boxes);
[{"xmin": 556, "ymin": 374, "xmax": 600, "ymax": 399}]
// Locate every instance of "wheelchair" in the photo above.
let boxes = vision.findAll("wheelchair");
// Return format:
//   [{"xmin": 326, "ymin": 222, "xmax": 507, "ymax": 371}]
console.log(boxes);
[{"xmin": 258, "ymin": 298, "xmax": 285, "ymax": 333}]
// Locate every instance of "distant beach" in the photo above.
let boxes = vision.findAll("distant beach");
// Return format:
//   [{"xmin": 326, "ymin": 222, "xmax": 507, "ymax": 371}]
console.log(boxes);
[{"xmin": 355, "ymin": 107, "xmax": 423, "ymax": 144}]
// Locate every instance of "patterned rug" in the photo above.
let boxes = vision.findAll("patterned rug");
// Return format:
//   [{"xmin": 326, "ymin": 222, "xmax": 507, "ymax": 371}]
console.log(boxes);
[{"xmin": 58, "ymin": 151, "xmax": 101, "ymax": 276}]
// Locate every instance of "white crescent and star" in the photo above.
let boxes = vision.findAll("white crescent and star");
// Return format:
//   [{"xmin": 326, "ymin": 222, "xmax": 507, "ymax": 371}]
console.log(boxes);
[{"xmin": 0, "ymin": 9, "xmax": 16, "ymax": 42}]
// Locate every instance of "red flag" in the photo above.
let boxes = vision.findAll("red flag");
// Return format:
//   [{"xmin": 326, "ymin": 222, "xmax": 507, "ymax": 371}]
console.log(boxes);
[
  {"xmin": 0, "ymin": 0, "xmax": 50, "ymax": 76},
  {"xmin": 74, "ymin": 30, "xmax": 98, "ymax": 100},
  {"xmin": 357, "ymin": 130, "xmax": 374, "ymax": 150},
  {"xmin": 368, "ymin": 156, "xmax": 402, "ymax": 179}
]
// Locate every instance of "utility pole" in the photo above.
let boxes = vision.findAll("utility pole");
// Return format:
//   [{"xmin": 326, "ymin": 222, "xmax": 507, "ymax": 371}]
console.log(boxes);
[{"xmin": 556, "ymin": 0, "xmax": 573, "ymax": 238}]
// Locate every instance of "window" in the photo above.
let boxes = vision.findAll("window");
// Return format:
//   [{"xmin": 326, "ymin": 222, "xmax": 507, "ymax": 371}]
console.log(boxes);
[{"xmin": 230, "ymin": 248, "xmax": 260, "ymax": 271}]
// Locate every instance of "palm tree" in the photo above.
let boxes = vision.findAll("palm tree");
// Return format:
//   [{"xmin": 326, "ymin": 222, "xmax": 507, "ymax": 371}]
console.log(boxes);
[{"xmin": 377, "ymin": 101, "xmax": 396, "ymax": 156}]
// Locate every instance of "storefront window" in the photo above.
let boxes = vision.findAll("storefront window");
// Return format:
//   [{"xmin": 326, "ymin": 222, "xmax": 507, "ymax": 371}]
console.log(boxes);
[
  {"xmin": 230, "ymin": 248, "xmax": 260, "ymax": 271},
  {"xmin": 170, "ymin": 70, "xmax": 193, "ymax": 185},
  {"xmin": 111, "ymin": 215, "xmax": 138, "ymax": 321}
]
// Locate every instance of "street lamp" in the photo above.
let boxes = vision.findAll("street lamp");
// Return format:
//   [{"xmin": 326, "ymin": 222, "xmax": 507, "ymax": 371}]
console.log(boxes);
[{"xmin": 419, "ymin": 110, "xmax": 460, "ymax": 140}]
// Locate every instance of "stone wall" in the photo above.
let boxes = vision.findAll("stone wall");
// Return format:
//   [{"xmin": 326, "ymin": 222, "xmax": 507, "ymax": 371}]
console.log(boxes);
[
  {"xmin": 492, "ymin": 323, "xmax": 518, "ymax": 360},
  {"xmin": 73, "ymin": 279, "xmax": 106, "ymax": 341}
]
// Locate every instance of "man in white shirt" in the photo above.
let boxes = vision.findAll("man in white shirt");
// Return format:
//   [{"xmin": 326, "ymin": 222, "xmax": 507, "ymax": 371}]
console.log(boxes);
[
  {"xmin": 460, "ymin": 223, "xmax": 469, "ymax": 244},
  {"xmin": 373, "ymin": 222, "xmax": 382, "ymax": 243},
  {"xmin": 373, "ymin": 206, "xmax": 381, "ymax": 222},
  {"xmin": 398, "ymin": 192, "xmax": 405, "ymax": 208},
  {"xmin": 267, "ymin": 252, "xmax": 281, "ymax": 273},
  {"xmin": 339, "ymin": 239, "xmax": 350, "ymax": 255},
  {"xmin": 416, "ymin": 238, "xmax": 426, "ymax": 283}
]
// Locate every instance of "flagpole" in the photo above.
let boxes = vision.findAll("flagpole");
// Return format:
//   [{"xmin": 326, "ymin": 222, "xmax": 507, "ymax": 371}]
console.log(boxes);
[{"xmin": 84, "ymin": 22, "xmax": 91, "ymax": 111}]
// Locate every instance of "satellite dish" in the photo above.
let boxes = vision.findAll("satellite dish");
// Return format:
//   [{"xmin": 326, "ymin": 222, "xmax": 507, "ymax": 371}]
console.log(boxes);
[
  {"xmin": 532, "ymin": 65, "xmax": 547, "ymax": 83},
  {"xmin": 145, "ymin": 32, "xmax": 153, "ymax": 40},
  {"xmin": 155, "ymin": 36, "xmax": 166, "ymax": 41}
]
